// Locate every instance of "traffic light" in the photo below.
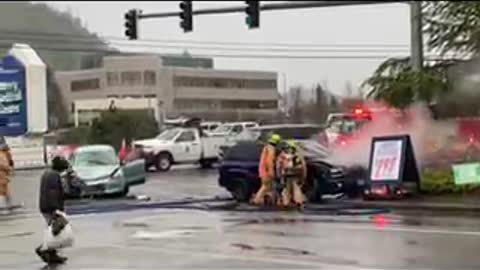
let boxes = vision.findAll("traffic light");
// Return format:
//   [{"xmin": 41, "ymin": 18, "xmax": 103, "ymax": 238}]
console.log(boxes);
[
  {"xmin": 245, "ymin": 1, "xmax": 259, "ymax": 29},
  {"xmin": 124, "ymin": 9, "xmax": 138, "ymax": 40},
  {"xmin": 179, "ymin": 1, "xmax": 193, "ymax": 32}
]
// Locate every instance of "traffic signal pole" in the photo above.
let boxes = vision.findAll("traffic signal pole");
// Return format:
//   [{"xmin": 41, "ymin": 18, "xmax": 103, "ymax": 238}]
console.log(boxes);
[
  {"xmin": 139, "ymin": 1, "xmax": 404, "ymax": 19},
  {"xmin": 125, "ymin": 1, "xmax": 420, "ymax": 71},
  {"xmin": 410, "ymin": 1, "xmax": 423, "ymax": 72}
]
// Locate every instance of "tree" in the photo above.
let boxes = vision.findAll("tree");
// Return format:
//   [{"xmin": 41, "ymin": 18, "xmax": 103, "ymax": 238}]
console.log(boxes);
[
  {"xmin": 288, "ymin": 85, "xmax": 303, "ymax": 123},
  {"xmin": 344, "ymin": 81, "xmax": 354, "ymax": 97},
  {"xmin": 329, "ymin": 96, "xmax": 341, "ymax": 113},
  {"xmin": 364, "ymin": 2, "xmax": 480, "ymax": 110},
  {"xmin": 88, "ymin": 110, "xmax": 158, "ymax": 150},
  {"xmin": 314, "ymin": 84, "xmax": 329, "ymax": 122},
  {"xmin": 0, "ymin": 2, "xmax": 112, "ymax": 70},
  {"xmin": 363, "ymin": 57, "xmax": 449, "ymax": 109},
  {"xmin": 423, "ymin": 1, "xmax": 480, "ymax": 56}
]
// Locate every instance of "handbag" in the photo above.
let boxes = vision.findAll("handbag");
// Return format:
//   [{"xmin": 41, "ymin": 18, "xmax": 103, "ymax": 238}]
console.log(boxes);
[{"xmin": 43, "ymin": 212, "xmax": 74, "ymax": 249}]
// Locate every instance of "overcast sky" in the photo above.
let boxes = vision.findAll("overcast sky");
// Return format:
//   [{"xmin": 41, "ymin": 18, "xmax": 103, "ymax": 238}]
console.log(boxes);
[{"xmin": 43, "ymin": 1, "xmax": 411, "ymax": 97}]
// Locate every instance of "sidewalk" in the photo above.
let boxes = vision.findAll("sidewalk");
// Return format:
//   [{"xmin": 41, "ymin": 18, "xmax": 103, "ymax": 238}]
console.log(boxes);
[{"xmin": 335, "ymin": 195, "xmax": 480, "ymax": 212}]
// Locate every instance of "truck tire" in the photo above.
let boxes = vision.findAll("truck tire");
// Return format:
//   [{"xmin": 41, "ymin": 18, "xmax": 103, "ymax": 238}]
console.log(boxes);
[
  {"xmin": 306, "ymin": 179, "xmax": 323, "ymax": 203},
  {"xmin": 230, "ymin": 178, "xmax": 251, "ymax": 202},
  {"xmin": 156, "ymin": 153, "xmax": 173, "ymax": 172},
  {"xmin": 199, "ymin": 159, "xmax": 214, "ymax": 169}
]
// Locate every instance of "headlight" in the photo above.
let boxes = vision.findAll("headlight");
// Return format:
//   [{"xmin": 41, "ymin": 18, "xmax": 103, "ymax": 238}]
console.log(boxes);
[{"xmin": 330, "ymin": 168, "xmax": 341, "ymax": 174}]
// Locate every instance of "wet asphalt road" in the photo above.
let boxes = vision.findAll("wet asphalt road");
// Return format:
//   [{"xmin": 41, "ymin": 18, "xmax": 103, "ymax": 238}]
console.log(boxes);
[{"xmin": 2, "ymin": 167, "xmax": 480, "ymax": 269}]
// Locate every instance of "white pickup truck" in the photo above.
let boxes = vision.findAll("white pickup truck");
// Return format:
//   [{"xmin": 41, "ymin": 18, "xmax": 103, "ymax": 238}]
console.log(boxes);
[{"xmin": 134, "ymin": 127, "xmax": 226, "ymax": 172}]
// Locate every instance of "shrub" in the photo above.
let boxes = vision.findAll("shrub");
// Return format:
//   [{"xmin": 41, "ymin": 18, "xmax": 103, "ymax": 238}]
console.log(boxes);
[
  {"xmin": 57, "ymin": 109, "xmax": 159, "ymax": 151},
  {"xmin": 420, "ymin": 168, "xmax": 480, "ymax": 194},
  {"xmin": 56, "ymin": 126, "xmax": 89, "ymax": 145},
  {"xmin": 88, "ymin": 110, "xmax": 159, "ymax": 151}
]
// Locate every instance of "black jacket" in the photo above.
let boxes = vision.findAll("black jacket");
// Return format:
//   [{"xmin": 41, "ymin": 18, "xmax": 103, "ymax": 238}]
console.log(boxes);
[{"xmin": 39, "ymin": 169, "xmax": 65, "ymax": 214}]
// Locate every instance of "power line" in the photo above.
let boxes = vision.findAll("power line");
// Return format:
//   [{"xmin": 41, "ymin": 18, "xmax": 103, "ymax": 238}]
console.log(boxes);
[
  {"xmin": 0, "ymin": 35, "xmax": 411, "ymax": 54},
  {"xmin": 0, "ymin": 29, "xmax": 410, "ymax": 49},
  {"xmin": 0, "ymin": 43, "xmax": 451, "ymax": 61}
]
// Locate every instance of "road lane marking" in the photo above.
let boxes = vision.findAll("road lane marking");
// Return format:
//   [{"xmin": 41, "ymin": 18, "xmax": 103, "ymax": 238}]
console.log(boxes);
[{"xmin": 313, "ymin": 222, "xmax": 480, "ymax": 237}]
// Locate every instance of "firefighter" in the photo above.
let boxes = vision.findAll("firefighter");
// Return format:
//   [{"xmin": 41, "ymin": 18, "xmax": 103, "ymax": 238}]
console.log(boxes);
[
  {"xmin": 252, "ymin": 133, "xmax": 282, "ymax": 205},
  {"xmin": 276, "ymin": 140, "xmax": 307, "ymax": 208}
]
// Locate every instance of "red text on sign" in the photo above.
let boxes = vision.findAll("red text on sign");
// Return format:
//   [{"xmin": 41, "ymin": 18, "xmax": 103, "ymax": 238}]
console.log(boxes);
[{"xmin": 374, "ymin": 157, "xmax": 398, "ymax": 179}]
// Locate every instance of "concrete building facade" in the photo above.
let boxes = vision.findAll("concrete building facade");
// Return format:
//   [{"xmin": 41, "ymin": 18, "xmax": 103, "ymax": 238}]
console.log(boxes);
[{"xmin": 54, "ymin": 55, "xmax": 278, "ymax": 124}]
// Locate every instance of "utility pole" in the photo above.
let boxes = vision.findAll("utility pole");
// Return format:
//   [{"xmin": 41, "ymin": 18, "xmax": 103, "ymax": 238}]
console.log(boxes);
[{"xmin": 410, "ymin": 1, "xmax": 423, "ymax": 71}]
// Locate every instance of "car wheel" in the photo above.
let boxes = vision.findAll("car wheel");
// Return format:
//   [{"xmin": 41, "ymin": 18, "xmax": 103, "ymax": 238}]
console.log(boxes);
[
  {"xmin": 200, "ymin": 159, "xmax": 213, "ymax": 169},
  {"xmin": 117, "ymin": 185, "xmax": 130, "ymax": 198},
  {"xmin": 231, "ymin": 178, "xmax": 251, "ymax": 202},
  {"xmin": 156, "ymin": 153, "xmax": 172, "ymax": 172},
  {"xmin": 306, "ymin": 179, "xmax": 322, "ymax": 203}
]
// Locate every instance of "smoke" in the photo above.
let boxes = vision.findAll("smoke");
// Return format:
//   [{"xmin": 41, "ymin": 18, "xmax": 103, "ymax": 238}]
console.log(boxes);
[{"xmin": 326, "ymin": 101, "xmax": 456, "ymax": 169}]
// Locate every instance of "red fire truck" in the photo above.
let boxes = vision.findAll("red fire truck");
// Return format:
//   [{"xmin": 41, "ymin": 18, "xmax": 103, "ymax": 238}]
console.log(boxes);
[{"xmin": 325, "ymin": 108, "xmax": 373, "ymax": 146}]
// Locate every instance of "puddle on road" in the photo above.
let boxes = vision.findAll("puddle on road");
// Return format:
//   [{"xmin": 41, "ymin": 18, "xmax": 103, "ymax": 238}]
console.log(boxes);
[
  {"xmin": 231, "ymin": 242, "xmax": 313, "ymax": 256},
  {"xmin": 406, "ymin": 239, "xmax": 418, "ymax": 246},
  {"xmin": 0, "ymin": 231, "xmax": 34, "ymax": 239},
  {"xmin": 262, "ymin": 246, "xmax": 313, "ymax": 255},
  {"xmin": 131, "ymin": 226, "xmax": 209, "ymax": 240},
  {"xmin": 231, "ymin": 243, "xmax": 255, "ymax": 250},
  {"xmin": 132, "ymin": 229, "xmax": 196, "ymax": 240},
  {"xmin": 121, "ymin": 222, "xmax": 149, "ymax": 228}
]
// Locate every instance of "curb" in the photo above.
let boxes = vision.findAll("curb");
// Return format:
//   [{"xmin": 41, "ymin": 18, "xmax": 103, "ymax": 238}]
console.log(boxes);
[{"xmin": 333, "ymin": 199, "xmax": 480, "ymax": 212}]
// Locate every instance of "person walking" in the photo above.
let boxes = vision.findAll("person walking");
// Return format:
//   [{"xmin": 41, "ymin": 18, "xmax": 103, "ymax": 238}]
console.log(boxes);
[
  {"xmin": 35, "ymin": 156, "xmax": 70, "ymax": 265},
  {"xmin": 276, "ymin": 140, "xmax": 307, "ymax": 208},
  {"xmin": 252, "ymin": 133, "xmax": 282, "ymax": 205},
  {"xmin": 0, "ymin": 142, "xmax": 13, "ymax": 214}
]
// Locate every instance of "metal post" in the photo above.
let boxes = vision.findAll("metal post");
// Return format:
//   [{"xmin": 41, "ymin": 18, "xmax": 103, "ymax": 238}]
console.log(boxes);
[
  {"xmin": 74, "ymin": 106, "xmax": 79, "ymax": 128},
  {"xmin": 410, "ymin": 1, "xmax": 423, "ymax": 72},
  {"xmin": 138, "ymin": 1, "xmax": 407, "ymax": 19}
]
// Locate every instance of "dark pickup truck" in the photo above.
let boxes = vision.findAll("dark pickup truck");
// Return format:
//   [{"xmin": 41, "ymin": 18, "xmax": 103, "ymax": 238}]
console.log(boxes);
[{"xmin": 217, "ymin": 124, "xmax": 363, "ymax": 202}]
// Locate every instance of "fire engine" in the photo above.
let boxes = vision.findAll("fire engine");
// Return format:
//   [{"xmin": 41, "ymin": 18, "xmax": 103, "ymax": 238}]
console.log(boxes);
[
  {"xmin": 325, "ymin": 108, "xmax": 373, "ymax": 146},
  {"xmin": 325, "ymin": 105, "xmax": 407, "ymax": 147}
]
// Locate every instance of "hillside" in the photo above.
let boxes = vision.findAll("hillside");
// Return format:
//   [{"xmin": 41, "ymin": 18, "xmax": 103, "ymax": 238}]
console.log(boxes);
[{"xmin": 0, "ymin": 2, "xmax": 112, "ymax": 70}]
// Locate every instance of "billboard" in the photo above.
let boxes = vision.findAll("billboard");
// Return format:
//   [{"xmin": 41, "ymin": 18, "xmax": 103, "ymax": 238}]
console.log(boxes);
[{"xmin": 0, "ymin": 61, "xmax": 27, "ymax": 136}]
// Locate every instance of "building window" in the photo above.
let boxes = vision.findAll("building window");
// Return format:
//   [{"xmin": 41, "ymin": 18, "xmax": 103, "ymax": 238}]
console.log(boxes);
[
  {"xmin": 122, "ymin": 94, "xmax": 142, "ymax": 98},
  {"xmin": 107, "ymin": 72, "xmax": 119, "ymax": 86},
  {"xmin": 174, "ymin": 99, "xmax": 277, "ymax": 110},
  {"xmin": 144, "ymin": 70, "xmax": 156, "ymax": 86},
  {"xmin": 173, "ymin": 76, "xmax": 276, "ymax": 89},
  {"xmin": 144, "ymin": 94, "xmax": 156, "ymax": 98},
  {"xmin": 121, "ymin": 71, "xmax": 142, "ymax": 86},
  {"xmin": 71, "ymin": 78, "xmax": 100, "ymax": 92}
]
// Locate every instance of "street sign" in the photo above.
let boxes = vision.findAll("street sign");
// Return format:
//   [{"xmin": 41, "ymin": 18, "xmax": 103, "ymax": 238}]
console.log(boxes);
[
  {"xmin": 371, "ymin": 140, "xmax": 403, "ymax": 181},
  {"xmin": 368, "ymin": 135, "xmax": 420, "ymax": 184},
  {"xmin": 0, "ymin": 57, "xmax": 27, "ymax": 136},
  {"xmin": 452, "ymin": 162, "xmax": 480, "ymax": 185}
]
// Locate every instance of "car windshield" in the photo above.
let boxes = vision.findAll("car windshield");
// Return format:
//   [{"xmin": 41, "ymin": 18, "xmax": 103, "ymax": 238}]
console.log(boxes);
[
  {"xmin": 329, "ymin": 118, "xmax": 369, "ymax": 134},
  {"xmin": 213, "ymin": 124, "xmax": 233, "ymax": 133},
  {"xmin": 156, "ymin": 128, "xmax": 181, "ymax": 141},
  {"xmin": 72, "ymin": 148, "xmax": 118, "ymax": 166}
]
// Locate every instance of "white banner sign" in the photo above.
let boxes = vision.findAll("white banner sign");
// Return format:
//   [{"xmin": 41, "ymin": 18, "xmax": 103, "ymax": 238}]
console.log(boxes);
[{"xmin": 370, "ymin": 140, "xmax": 403, "ymax": 181}]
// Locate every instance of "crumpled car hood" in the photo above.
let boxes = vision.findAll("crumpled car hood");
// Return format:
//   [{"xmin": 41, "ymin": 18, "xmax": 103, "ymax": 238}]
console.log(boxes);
[{"xmin": 73, "ymin": 165, "xmax": 119, "ymax": 181}]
